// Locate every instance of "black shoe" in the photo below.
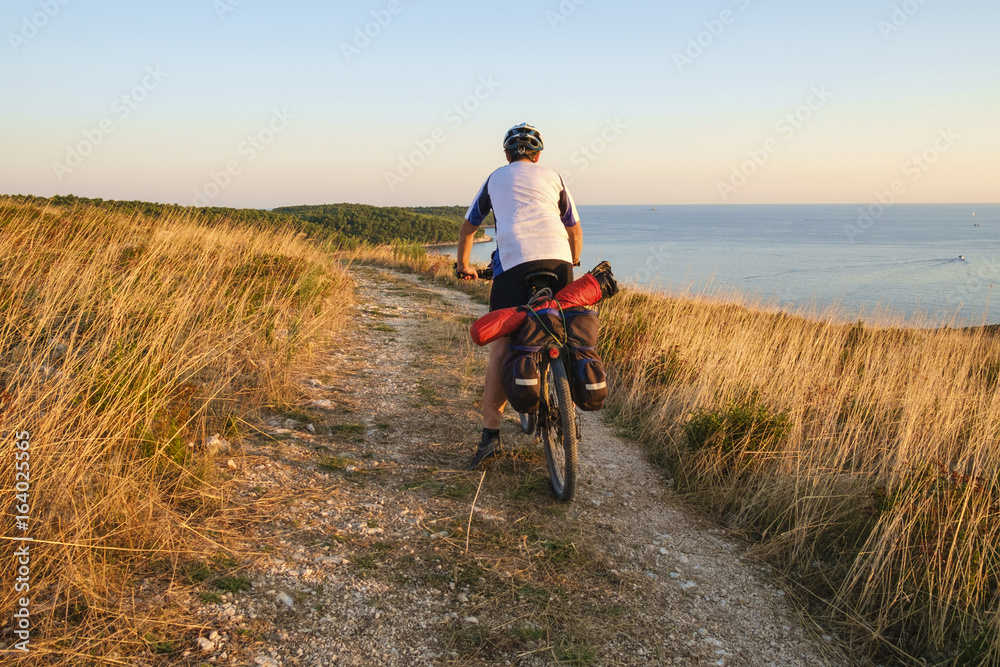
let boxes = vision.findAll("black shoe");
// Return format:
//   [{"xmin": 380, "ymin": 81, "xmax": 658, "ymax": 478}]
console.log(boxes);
[
  {"xmin": 589, "ymin": 261, "xmax": 619, "ymax": 300},
  {"xmin": 469, "ymin": 429, "xmax": 501, "ymax": 470}
]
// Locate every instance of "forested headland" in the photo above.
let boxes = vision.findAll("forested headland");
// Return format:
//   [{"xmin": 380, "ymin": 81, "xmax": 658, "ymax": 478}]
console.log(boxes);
[
  {"xmin": 274, "ymin": 203, "xmax": 492, "ymax": 245},
  {"xmin": 6, "ymin": 195, "xmax": 491, "ymax": 246}
]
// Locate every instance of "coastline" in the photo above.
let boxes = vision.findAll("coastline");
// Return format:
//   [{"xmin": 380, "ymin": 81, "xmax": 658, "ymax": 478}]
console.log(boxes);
[{"xmin": 424, "ymin": 233, "xmax": 493, "ymax": 249}]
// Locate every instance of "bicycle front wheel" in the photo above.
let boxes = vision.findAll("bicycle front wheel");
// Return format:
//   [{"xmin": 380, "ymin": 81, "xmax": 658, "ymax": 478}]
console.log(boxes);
[{"xmin": 541, "ymin": 358, "xmax": 578, "ymax": 501}]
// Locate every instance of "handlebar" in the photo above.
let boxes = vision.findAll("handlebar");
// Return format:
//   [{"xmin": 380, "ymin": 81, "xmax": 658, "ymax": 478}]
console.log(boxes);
[
  {"xmin": 454, "ymin": 262, "xmax": 493, "ymax": 281},
  {"xmin": 455, "ymin": 261, "xmax": 580, "ymax": 280}
]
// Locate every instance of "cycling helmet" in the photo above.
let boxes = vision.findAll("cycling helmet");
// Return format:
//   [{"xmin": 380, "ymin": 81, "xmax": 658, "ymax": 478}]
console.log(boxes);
[{"xmin": 503, "ymin": 123, "xmax": 544, "ymax": 154}]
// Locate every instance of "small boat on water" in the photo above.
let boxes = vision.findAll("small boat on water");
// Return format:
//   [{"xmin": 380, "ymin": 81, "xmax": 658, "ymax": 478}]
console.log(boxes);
[
  {"xmin": 649, "ymin": 205, "xmax": 657, "ymax": 211},
  {"xmin": 959, "ymin": 255, "xmax": 966, "ymax": 260}
]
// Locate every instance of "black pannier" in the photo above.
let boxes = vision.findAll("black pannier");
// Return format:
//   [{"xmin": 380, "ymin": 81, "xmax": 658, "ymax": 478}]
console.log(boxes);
[
  {"xmin": 516, "ymin": 306, "xmax": 565, "ymax": 346},
  {"xmin": 501, "ymin": 345, "xmax": 542, "ymax": 413},
  {"xmin": 569, "ymin": 348, "xmax": 608, "ymax": 411},
  {"xmin": 501, "ymin": 306, "xmax": 564, "ymax": 413},
  {"xmin": 563, "ymin": 307, "xmax": 608, "ymax": 411},
  {"xmin": 563, "ymin": 307, "xmax": 599, "ymax": 348},
  {"xmin": 502, "ymin": 304, "xmax": 609, "ymax": 413}
]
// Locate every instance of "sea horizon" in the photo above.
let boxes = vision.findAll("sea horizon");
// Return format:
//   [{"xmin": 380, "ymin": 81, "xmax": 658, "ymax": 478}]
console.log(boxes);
[{"xmin": 433, "ymin": 202, "xmax": 1000, "ymax": 327}]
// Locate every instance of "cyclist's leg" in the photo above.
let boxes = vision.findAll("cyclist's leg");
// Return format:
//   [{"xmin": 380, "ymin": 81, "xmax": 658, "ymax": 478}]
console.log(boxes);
[
  {"xmin": 482, "ymin": 336, "xmax": 508, "ymax": 430},
  {"xmin": 483, "ymin": 270, "xmax": 523, "ymax": 432}
]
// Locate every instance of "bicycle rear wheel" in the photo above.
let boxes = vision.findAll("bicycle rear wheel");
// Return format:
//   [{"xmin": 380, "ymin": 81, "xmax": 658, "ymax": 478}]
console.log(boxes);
[{"xmin": 540, "ymin": 357, "xmax": 578, "ymax": 501}]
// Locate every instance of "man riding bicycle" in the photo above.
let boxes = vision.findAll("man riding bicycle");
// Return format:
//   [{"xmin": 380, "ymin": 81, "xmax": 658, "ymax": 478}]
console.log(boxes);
[{"xmin": 455, "ymin": 123, "xmax": 583, "ymax": 470}]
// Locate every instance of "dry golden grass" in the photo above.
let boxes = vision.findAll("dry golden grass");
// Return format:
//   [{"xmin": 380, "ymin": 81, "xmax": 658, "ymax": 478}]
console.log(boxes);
[
  {"xmin": 598, "ymin": 289, "xmax": 1000, "ymax": 664},
  {"xmin": 0, "ymin": 197, "xmax": 351, "ymax": 661}
]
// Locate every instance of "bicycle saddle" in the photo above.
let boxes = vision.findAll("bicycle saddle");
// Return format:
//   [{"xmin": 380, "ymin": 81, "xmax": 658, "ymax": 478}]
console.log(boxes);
[{"xmin": 523, "ymin": 270, "xmax": 559, "ymax": 286}]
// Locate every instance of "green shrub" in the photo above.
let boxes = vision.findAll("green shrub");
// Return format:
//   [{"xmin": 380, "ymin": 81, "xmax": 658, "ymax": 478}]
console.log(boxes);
[{"xmin": 684, "ymin": 395, "xmax": 792, "ymax": 456}]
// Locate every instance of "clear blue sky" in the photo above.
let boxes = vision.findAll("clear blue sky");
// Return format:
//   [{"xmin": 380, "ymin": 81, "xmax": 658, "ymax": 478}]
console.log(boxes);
[{"xmin": 2, "ymin": 0, "xmax": 997, "ymax": 208}]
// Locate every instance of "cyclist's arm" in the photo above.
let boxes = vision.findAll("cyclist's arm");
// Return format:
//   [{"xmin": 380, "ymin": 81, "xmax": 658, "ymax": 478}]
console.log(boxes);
[
  {"xmin": 567, "ymin": 222, "xmax": 582, "ymax": 265},
  {"xmin": 456, "ymin": 219, "xmax": 479, "ymax": 278}
]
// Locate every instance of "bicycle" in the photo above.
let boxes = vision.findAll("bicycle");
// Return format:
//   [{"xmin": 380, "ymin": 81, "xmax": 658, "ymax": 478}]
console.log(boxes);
[
  {"xmin": 519, "ymin": 269, "xmax": 579, "ymax": 501},
  {"xmin": 455, "ymin": 262, "xmax": 581, "ymax": 502}
]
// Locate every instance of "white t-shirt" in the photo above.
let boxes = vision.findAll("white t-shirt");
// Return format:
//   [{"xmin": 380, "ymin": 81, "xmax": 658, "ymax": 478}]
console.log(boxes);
[{"xmin": 465, "ymin": 160, "xmax": 580, "ymax": 277}]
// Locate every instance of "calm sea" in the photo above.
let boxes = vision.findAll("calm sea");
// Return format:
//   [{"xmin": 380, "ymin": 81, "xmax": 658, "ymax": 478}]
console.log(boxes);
[{"xmin": 435, "ymin": 204, "xmax": 1000, "ymax": 326}]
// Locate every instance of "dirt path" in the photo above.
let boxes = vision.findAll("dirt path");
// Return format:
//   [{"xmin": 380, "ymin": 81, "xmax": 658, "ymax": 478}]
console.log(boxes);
[{"xmin": 184, "ymin": 267, "xmax": 849, "ymax": 666}]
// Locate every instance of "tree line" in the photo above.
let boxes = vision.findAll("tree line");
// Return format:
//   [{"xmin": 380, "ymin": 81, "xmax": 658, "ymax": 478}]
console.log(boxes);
[{"xmin": 6, "ymin": 195, "xmax": 491, "ymax": 246}]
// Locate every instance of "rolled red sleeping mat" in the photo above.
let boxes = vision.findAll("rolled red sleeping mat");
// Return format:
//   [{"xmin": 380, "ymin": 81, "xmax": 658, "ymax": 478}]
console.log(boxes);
[
  {"xmin": 469, "ymin": 273, "xmax": 604, "ymax": 347},
  {"xmin": 555, "ymin": 272, "xmax": 602, "ymax": 307},
  {"xmin": 470, "ymin": 306, "xmax": 528, "ymax": 347}
]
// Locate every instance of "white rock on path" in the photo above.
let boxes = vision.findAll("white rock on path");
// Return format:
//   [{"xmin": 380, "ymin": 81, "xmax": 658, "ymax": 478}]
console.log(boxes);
[{"xmin": 204, "ymin": 434, "xmax": 231, "ymax": 455}]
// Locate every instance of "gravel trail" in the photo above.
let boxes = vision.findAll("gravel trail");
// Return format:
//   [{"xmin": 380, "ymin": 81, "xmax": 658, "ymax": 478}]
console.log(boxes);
[{"xmin": 182, "ymin": 267, "xmax": 849, "ymax": 666}]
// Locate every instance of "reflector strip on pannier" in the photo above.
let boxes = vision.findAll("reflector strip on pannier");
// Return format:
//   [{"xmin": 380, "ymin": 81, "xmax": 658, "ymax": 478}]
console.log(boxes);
[
  {"xmin": 585, "ymin": 381, "xmax": 607, "ymax": 391},
  {"xmin": 515, "ymin": 378, "xmax": 539, "ymax": 386}
]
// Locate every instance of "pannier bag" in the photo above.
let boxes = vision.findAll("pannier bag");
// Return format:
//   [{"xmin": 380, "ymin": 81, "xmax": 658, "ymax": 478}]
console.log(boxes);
[
  {"xmin": 563, "ymin": 307, "xmax": 599, "ymax": 348},
  {"xmin": 517, "ymin": 306, "xmax": 565, "ymax": 347},
  {"xmin": 563, "ymin": 307, "xmax": 608, "ymax": 411},
  {"xmin": 501, "ymin": 306, "xmax": 566, "ymax": 413},
  {"xmin": 501, "ymin": 346, "xmax": 542, "ymax": 413},
  {"xmin": 569, "ymin": 348, "xmax": 608, "ymax": 411}
]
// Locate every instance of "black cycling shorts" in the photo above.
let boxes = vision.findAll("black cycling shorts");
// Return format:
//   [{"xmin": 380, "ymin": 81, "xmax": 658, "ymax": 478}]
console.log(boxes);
[{"xmin": 489, "ymin": 259, "xmax": 574, "ymax": 312}]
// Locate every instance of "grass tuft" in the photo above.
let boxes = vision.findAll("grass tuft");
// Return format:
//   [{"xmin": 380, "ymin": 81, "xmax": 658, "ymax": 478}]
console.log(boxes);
[{"xmin": 318, "ymin": 455, "xmax": 353, "ymax": 471}]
